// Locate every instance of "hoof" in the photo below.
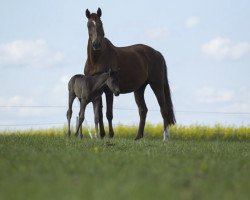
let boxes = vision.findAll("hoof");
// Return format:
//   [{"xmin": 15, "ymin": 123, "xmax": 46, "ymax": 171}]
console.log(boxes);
[
  {"xmin": 109, "ymin": 131, "xmax": 114, "ymax": 138},
  {"xmin": 100, "ymin": 133, "xmax": 105, "ymax": 139},
  {"xmin": 163, "ymin": 128, "xmax": 170, "ymax": 141},
  {"xmin": 66, "ymin": 132, "xmax": 70, "ymax": 137},
  {"xmin": 134, "ymin": 135, "xmax": 143, "ymax": 140},
  {"xmin": 66, "ymin": 129, "xmax": 71, "ymax": 137},
  {"xmin": 100, "ymin": 135, "xmax": 105, "ymax": 139}
]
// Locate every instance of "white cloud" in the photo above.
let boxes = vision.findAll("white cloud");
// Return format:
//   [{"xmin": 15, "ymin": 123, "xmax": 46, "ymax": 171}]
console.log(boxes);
[
  {"xmin": 194, "ymin": 86, "xmax": 250, "ymax": 114},
  {"xmin": 222, "ymin": 86, "xmax": 250, "ymax": 113},
  {"xmin": 53, "ymin": 75, "xmax": 71, "ymax": 98},
  {"xmin": 201, "ymin": 37, "xmax": 250, "ymax": 60},
  {"xmin": 146, "ymin": 27, "xmax": 169, "ymax": 40},
  {"xmin": 0, "ymin": 95, "xmax": 34, "ymax": 107},
  {"xmin": 186, "ymin": 16, "xmax": 200, "ymax": 28},
  {"xmin": 194, "ymin": 86, "xmax": 235, "ymax": 103},
  {"xmin": 0, "ymin": 39, "xmax": 63, "ymax": 68}
]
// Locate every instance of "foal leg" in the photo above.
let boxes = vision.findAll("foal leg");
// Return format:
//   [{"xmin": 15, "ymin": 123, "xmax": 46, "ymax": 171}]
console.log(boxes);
[
  {"xmin": 134, "ymin": 84, "xmax": 148, "ymax": 140},
  {"xmin": 96, "ymin": 97, "xmax": 105, "ymax": 138},
  {"xmin": 75, "ymin": 99, "xmax": 83, "ymax": 138},
  {"xmin": 75, "ymin": 101, "xmax": 87, "ymax": 139},
  {"xmin": 150, "ymin": 84, "xmax": 170, "ymax": 140},
  {"xmin": 105, "ymin": 90, "xmax": 115, "ymax": 138},
  {"xmin": 66, "ymin": 93, "xmax": 75, "ymax": 137}
]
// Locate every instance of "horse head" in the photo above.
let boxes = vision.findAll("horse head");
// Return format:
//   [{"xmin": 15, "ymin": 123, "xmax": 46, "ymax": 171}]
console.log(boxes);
[{"xmin": 85, "ymin": 8, "xmax": 105, "ymax": 51}]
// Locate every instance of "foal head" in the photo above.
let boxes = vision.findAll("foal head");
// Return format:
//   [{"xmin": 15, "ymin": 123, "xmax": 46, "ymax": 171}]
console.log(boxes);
[
  {"xmin": 85, "ymin": 8, "xmax": 105, "ymax": 51},
  {"xmin": 106, "ymin": 69, "xmax": 120, "ymax": 96}
]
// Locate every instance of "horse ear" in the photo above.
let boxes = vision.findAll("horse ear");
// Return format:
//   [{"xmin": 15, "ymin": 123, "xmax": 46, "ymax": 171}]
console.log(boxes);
[
  {"xmin": 85, "ymin": 9, "xmax": 91, "ymax": 19},
  {"xmin": 97, "ymin": 8, "xmax": 102, "ymax": 18}
]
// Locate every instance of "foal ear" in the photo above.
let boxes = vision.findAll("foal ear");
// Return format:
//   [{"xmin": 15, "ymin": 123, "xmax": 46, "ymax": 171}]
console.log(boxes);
[
  {"xmin": 108, "ymin": 68, "xmax": 112, "ymax": 76},
  {"xmin": 97, "ymin": 7, "xmax": 102, "ymax": 18},
  {"xmin": 85, "ymin": 9, "xmax": 91, "ymax": 19}
]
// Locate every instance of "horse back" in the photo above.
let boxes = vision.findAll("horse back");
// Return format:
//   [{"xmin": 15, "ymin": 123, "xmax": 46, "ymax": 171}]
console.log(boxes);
[{"xmin": 115, "ymin": 43, "xmax": 165, "ymax": 92}]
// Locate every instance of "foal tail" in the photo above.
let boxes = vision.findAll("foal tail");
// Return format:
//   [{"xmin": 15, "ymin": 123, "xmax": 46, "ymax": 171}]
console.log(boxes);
[{"xmin": 163, "ymin": 60, "xmax": 176, "ymax": 125}]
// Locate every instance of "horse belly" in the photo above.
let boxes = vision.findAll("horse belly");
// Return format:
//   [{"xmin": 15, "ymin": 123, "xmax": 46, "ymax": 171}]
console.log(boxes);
[{"xmin": 118, "ymin": 55, "xmax": 148, "ymax": 93}]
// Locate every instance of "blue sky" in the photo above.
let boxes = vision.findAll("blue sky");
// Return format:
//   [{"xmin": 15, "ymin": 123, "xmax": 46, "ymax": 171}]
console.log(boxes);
[{"xmin": 0, "ymin": 0, "xmax": 250, "ymax": 130}]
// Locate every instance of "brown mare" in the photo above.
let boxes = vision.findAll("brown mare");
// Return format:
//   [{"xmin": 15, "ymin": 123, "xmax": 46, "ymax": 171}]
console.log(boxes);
[{"xmin": 84, "ymin": 8, "xmax": 176, "ymax": 140}]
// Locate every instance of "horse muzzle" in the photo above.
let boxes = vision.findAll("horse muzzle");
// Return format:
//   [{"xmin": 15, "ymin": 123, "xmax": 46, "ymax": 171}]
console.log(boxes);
[{"xmin": 92, "ymin": 41, "xmax": 101, "ymax": 50}]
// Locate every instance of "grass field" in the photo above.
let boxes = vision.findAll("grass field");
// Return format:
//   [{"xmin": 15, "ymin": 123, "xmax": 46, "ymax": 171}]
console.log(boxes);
[{"xmin": 0, "ymin": 125, "xmax": 249, "ymax": 200}]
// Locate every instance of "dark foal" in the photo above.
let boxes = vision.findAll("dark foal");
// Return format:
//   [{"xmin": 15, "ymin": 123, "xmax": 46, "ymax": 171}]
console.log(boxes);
[{"xmin": 66, "ymin": 69, "xmax": 120, "ymax": 139}]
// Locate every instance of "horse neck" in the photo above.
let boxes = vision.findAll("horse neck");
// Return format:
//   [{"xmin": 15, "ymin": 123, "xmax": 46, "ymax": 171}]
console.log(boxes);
[
  {"xmin": 87, "ymin": 38, "xmax": 115, "ymax": 63},
  {"xmin": 87, "ymin": 38, "xmax": 105, "ymax": 66}
]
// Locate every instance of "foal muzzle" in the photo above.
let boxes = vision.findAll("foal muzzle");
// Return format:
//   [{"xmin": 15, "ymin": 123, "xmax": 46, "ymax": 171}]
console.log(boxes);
[{"xmin": 114, "ymin": 90, "xmax": 120, "ymax": 97}]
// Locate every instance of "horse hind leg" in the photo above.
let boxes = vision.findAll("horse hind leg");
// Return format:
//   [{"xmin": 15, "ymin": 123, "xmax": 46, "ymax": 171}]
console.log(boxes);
[
  {"xmin": 150, "ymin": 83, "xmax": 171, "ymax": 141},
  {"xmin": 134, "ymin": 84, "xmax": 148, "ymax": 140}
]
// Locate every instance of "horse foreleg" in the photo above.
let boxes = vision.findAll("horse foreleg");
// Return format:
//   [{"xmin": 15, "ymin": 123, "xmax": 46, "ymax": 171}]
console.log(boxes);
[
  {"xmin": 134, "ymin": 84, "xmax": 148, "ymax": 140},
  {"xmin": 105, "ymin": 90, "xmax": 115, "ymax": 138}
]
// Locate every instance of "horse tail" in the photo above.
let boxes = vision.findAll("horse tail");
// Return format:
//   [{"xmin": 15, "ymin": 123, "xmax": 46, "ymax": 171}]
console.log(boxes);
[{"xmin": 163, "ymin": 60, "xmax": 176, "ymax": 125}]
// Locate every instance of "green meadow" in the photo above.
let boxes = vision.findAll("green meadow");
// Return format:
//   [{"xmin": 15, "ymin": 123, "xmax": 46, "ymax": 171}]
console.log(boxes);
[{"xmin": 0, "ymin": 124, "xmax": 249, "ymax": 200}]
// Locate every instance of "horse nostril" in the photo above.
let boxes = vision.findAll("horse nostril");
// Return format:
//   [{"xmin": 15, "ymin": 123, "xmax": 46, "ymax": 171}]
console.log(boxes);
[{"xmin": 93, "ymin": 42, "xmax": 101, "ymax": 50}]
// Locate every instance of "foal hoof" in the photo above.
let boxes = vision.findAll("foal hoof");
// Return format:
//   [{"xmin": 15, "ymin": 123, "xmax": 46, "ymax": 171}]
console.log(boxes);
[{"xmin": 65, "ymin": 134, "xmax": 70, "ymax": 139}]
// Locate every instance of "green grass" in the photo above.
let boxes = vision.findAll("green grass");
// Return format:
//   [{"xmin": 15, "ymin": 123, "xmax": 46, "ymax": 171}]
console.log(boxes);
[{"xmin": 0, "ymin": 125, "xmax": 250, "ymax": 200}]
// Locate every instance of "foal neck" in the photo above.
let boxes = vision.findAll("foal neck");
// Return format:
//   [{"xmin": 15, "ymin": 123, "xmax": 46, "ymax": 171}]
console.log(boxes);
[{"xmin": 89, "ymin": 73, "xmax": 108, "ymax": 92}]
